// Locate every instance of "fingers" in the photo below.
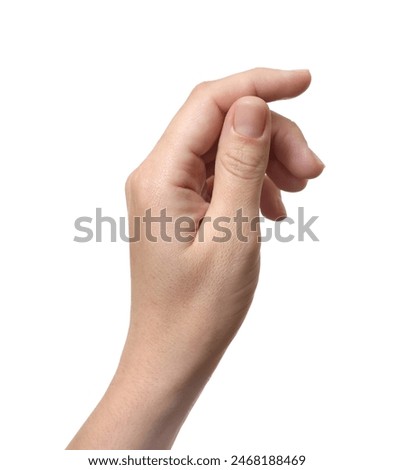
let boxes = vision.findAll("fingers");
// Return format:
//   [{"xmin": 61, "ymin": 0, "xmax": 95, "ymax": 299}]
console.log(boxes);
[
  {"xmin": 206, "ymin": 109, "xmax": 325, "ymax": 198},
  {"xmin": 263, "ymin": 111, "xmax": 324, "ymax": 192},
  {"xmin": 206, "ymin": 174, "xmax": 287, "ymax": 221},
  {"xmin": 142, "ymin": 68, "xmax": 323, "ymax": 226},
  {"xmin": 193, "ymin": 68, "xmax": 311, "ymax": 113},
  {"xmin": 270, "ymin": 112, "xmax": 324, "ymax": 179},
  {"xmin": 207, "ymin": 96, "xmax": 271, "ymax": 218},
  {"xmin": 260, "ymin": 176, "xmax": 287, "ymax": 221},
  {"xmin": 156, "ymin": 68, "xmax": 311, "ymax": 162},
  {"xmin": 267, "ymin": 158, "xmax": 308, "ymax": 192}
]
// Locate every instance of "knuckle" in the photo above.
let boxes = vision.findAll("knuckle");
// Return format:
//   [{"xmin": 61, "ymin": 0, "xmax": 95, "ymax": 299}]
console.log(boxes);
[
  {"xmin": 125, "ymin": 169, "xmax": 139, "ymax": 194},
  {"xmin": 191, "ymin": 80, "xmax": 211, "ymax": 97},
  {"xmin": 125, "ymin": 166, "xmax": 153, "ymax": 204},
  {"xmin": 221, "ymin": 145, "xmax": 263, "ymax": 181},
  {"xmin": 281, "ymin": 119, "xmax": 304, "ymax": 151},
  {"xmin": 283, "ymin": 119, "xmax": 302, "ymax": 141},
  {"xmin": 288, "ymin": 119, "xmax": 301, "ymax": 133}
]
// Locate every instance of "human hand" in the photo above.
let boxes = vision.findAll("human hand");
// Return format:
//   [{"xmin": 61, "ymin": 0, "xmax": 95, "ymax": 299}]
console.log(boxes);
[
  {"xmin": 67, "ymin": 68, "xmax": 324, "ymax": 450},
  {"xmin": 122, "ymin": 67, "xmax": 324, "ymax": 385}
]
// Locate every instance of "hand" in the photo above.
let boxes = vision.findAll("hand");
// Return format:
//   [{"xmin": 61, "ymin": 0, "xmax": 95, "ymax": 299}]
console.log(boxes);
[{"xmin": 67, "ymin": 68, "xmax": 324, "ymax": 450}]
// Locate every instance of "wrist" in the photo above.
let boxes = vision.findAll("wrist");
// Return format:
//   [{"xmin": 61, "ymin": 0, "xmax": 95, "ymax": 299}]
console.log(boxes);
[
  {"xmin": 110, "ymin": 330, "xmax": 224, "ymax": 448},
  {"xmin": 118, "ymin": 319, "xmax": 226, "ymax": 398}
]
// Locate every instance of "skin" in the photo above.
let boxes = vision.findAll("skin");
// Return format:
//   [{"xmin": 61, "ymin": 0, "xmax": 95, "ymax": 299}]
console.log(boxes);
[{"xmin": 67, "ymin": 68, "xmax": 324, "ymax": 450}]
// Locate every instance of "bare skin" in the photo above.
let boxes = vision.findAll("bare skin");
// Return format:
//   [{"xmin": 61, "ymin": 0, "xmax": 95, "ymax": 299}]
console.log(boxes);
[{"xmin": 67, "ymin": 68, "xmax": 324, "ymax": 450}]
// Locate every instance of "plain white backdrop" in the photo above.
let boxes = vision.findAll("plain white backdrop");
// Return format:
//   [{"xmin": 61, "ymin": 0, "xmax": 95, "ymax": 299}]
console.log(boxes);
[{"xmin": 1, "ymin": 1, "xmax": 393, "ymax": 469}]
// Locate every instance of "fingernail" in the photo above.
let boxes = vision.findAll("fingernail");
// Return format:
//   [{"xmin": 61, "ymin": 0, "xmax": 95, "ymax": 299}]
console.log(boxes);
[
  {"xmin": 310, "ymin": 149, "xmax": 325, "ymax": 168},
  {"xmin": 234, "ymin": 99, "xmax": 267, "ymax": 138}
]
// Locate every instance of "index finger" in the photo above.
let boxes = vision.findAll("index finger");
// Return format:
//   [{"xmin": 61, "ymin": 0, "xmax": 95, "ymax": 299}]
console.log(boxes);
[{"xmin": 157, "ymin": 68, "xmax": 311, "ymax": 158}]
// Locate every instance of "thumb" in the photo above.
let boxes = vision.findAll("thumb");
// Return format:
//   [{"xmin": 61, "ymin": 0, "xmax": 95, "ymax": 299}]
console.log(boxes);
[{"xmin": 207, "ymin": 96, "xmax": 271, "ymax": 218}]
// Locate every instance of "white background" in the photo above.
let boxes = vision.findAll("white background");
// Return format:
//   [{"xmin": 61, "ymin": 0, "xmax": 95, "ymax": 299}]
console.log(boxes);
[{"xmin": 1, "ymin": 1, "xmax": 393, "ymax": 469}]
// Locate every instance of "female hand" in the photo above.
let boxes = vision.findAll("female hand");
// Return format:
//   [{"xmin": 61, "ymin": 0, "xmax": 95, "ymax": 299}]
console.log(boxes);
[{"xmin": 67, "ymin": 68, "xmax": 324, "ymax": 450}]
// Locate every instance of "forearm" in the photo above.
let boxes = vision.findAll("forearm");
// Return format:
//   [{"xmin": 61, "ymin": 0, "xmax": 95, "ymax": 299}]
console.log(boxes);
[
  {"xmin": 67, "ymin": 374, "xmax": 182, "ymax": 449},
  {"xmin": 66, "ymin": 327, "xmax": 220, "ymax": 450}
]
